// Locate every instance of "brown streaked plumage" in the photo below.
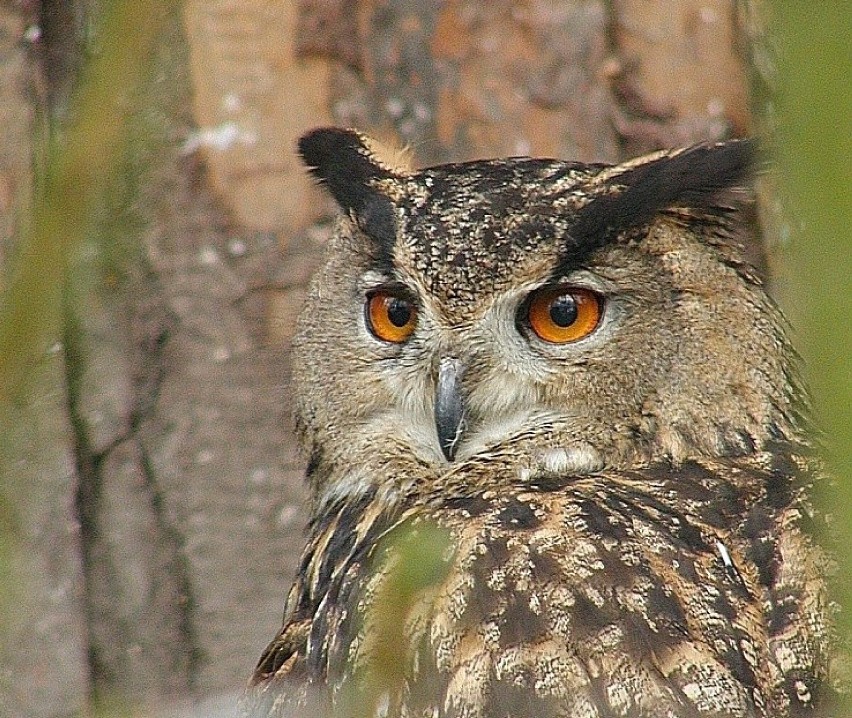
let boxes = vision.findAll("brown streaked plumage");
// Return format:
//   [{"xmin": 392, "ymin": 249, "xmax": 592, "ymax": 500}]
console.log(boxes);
[{"xmin": 243, "ymin": 129, "xmax": 838, "ymax": 717}]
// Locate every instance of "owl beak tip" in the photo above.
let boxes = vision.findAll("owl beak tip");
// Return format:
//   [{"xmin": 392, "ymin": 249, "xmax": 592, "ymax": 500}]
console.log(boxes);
[{"xmin": 435, "ymin": 357, "xmax": 465, "ymax": 462}]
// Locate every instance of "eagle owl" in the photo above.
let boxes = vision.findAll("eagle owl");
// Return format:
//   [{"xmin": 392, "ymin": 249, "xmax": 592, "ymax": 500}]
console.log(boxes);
[{"xmin": 244, "ymin": 128, "xmax": 837, "ymax": 717}]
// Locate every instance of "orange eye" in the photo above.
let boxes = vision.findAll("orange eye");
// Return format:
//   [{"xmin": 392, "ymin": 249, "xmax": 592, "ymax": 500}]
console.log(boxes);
[
  {"xmin": 366, "ymin": 291, "xmax": 418, "ymax": 343},
  {"xmin": 524, "ymin": 287, "xmax": 602, "ymax": 344}
]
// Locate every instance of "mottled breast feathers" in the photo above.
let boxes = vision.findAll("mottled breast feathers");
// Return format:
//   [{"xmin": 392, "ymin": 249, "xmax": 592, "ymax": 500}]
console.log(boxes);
[{"xmin": 246, "ymin": 450, "xmax": 834, "ymax": 718}]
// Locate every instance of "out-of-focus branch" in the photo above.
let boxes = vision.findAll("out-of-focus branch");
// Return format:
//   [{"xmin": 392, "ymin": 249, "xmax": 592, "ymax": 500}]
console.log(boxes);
[
  {"xmin": 772, "ymin": 2, "xmax": 852, "ymax": 714},
  {"xmin": 0, "ymin": 0, "xmax": 181, "ymax": 404},
  {"xmin": 338, "ymin": 521, "xmax": 453, "ymax": 718}
]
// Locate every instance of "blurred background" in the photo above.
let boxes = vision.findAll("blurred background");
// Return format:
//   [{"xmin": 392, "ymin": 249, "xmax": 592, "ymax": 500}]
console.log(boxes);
[{"xmin": 0, "ymin": 1, "xmax": 847, "ymax": 716}]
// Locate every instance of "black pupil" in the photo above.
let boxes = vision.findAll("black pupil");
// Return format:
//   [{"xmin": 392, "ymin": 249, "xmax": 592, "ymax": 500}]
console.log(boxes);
[
  {"xmin": 549, "ymin": 294, "xmax": 578, "ymax": 327},
  {"xmin": 386, "ymin": 297, "xmax": 412, "ymax": 327}
]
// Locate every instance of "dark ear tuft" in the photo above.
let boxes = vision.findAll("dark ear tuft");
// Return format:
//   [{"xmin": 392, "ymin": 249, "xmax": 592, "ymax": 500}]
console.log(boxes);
[
  {"xmin": 571, "ymin": 138, "xmax": 757, "ymax": 248},
  {"xmin": 299, "ymin": 127, "xmax": 398, "ymax": 253},
  {"xmin": 298, "ymin": 127, "xmax": 394, "ymax": 213}
]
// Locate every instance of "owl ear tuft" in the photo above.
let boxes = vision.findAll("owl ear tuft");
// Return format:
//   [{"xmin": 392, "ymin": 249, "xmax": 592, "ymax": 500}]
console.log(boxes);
[
  {"xmin": 571, "ymin": 138, "xmax": 757, "ymax": 248},
  {"xmin": 299, "ymin": 127, "xmax": 398, "ymax": 252}
]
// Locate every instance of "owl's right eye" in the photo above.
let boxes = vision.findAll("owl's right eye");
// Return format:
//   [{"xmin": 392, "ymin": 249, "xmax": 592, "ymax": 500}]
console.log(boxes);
[{"xmin": 365, "ymin": 291, "xmax": 418, "ymax": 343}]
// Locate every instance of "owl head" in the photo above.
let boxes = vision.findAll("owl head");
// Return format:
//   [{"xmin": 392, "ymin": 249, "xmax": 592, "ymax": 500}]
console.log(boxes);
[{"xmin": 292, "ymin": 128, "xmax": 798, "ymax": 508}]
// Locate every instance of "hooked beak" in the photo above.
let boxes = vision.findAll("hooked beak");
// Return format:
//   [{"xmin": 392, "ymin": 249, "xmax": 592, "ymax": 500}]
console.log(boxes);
[{"xmin": 435, "ymin": 357, "xmax": 465, "ymax": 462}]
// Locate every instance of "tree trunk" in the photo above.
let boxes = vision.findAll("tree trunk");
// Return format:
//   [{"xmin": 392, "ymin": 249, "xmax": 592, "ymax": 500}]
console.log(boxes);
[{"xmin": 0, "ymin": 1, "xmax": 768, "ymax": 715}]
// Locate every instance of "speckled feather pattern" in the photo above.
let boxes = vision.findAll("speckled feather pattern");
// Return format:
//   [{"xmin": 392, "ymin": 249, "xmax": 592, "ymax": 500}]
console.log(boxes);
[
  {"xmin": 243, "ymin": 129, "xmax": 838, "ymax": 717},
  {"xmin": 247, "ymin": 450, "xmax": 832, "ymax": 718}
]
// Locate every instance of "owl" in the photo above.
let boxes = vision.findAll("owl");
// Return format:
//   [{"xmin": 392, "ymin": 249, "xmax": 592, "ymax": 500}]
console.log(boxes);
[{"xmin": 243, "ymin": 128, "xmax": 838, "ymax": 718}]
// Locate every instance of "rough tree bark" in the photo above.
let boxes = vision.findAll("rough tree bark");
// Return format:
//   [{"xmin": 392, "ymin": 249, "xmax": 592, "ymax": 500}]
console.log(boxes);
[{"xmin": 0, "ymin": 1, "xmax": 770, "ymax": 715}]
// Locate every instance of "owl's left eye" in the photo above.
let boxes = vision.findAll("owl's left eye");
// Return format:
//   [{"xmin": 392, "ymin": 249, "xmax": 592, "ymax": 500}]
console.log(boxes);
[
  {"xmin": 520, "ymin": 286, "xmax": 603, "ymax": 344},
  {"xmin": 365, "ymin": 290, "xmax": 418, "ymax": 343}
]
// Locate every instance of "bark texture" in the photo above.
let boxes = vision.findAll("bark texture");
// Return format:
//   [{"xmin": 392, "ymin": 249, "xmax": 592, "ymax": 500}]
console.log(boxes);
[
  {"xmin": 0, "ymin": 4, "xmax": 89, "ymax": 717},
  {"xmin": 0, "ymin": 1, "xmax": 766, "ymax": 715}
]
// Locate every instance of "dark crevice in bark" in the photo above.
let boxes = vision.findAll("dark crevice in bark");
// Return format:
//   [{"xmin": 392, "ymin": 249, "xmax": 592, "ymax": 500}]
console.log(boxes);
[
  {"xmin": 38, "ymin": 0, "xmax": 89, "ymax": 113},
  {"xmin": 126, "ymin": 253, "xmax": 203, "ymax": 690},
  {"xmin": 61, "ymin": 301, "xmax": 101, "ymax": 709},
  {"xmin": 63, "ymin": 275, "xmax": 203, "ymax": 700},
  {"xmin": 39, "ymin": 0, "xmax": 95, "ymax": 710},
  {"xmin": 129, "ymin": 296, "xmax": 205, "ymax": 690},
  {"xmin": 135, "ymin": 435, "xmax": 205, "ymax": 692}
]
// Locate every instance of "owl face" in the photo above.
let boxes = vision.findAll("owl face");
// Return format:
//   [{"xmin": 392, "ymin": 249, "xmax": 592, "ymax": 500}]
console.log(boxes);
[{"xmin": 292, "ymin": 129, "xmax": 796, "ymax": 505}]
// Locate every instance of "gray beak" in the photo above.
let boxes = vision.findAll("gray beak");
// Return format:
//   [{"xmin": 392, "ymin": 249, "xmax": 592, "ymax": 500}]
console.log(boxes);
[{"xmin": 435, "ymin": 357, "xmax": 465, "ymax": 462}]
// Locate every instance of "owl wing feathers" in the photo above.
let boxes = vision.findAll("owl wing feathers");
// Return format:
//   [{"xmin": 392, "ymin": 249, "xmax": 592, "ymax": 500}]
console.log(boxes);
[{"xmin": 244, "ymin": 452, "xmax": 833, "ymax": 718}]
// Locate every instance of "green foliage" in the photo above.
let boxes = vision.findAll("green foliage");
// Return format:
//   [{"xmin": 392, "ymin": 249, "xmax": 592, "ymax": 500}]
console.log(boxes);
[
  {"xmin": 0, "ymin": 0, "xmax": 179, "ymax": 403},
  {"xmin": 338, "ymin": 520, "xmax": 454, "ymax": 717},
  {"xmin": 772, "ymin": 1, "xmax": 852, "ymax": 711}
]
